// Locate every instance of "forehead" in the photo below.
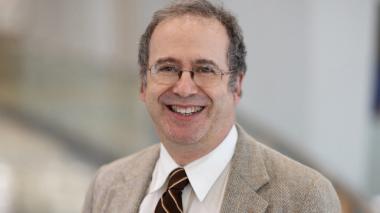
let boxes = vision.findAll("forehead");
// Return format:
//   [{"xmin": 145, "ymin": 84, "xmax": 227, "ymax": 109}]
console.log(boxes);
[{"xmin": 149, "ymin": 15, "xmax": 229, "ymax": 67}]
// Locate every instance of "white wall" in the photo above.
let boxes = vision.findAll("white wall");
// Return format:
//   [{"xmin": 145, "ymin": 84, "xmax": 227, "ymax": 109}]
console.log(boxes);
[{"xmin": 308, "ymin": 0, "xmax": 376, "ymax": 193}]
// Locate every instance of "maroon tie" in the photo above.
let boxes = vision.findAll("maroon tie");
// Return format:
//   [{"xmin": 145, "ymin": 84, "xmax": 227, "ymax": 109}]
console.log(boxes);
[{"xmin": 155, "ymin": 168, "xmax": 189, "ymax": 213}]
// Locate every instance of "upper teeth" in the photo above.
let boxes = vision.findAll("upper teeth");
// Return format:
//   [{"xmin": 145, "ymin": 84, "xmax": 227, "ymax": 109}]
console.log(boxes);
[{"xmin": 171, "ymin": 106, "xmax": 203, "ymax": 114}]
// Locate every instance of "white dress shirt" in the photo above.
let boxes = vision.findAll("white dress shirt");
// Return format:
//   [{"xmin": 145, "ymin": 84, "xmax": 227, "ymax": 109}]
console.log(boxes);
[{"xmin": 139, "ymin": 125, "xmax": 238, "ymax": 213}]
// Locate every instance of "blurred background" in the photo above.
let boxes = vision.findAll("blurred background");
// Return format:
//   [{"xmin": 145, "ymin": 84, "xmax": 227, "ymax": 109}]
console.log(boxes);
[{"xmin": 0, "ymin": 0, "xmax": 379, "ymax": 212}]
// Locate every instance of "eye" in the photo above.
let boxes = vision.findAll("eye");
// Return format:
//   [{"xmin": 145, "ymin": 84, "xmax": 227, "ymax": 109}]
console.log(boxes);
[
  {"xmin": 195, "ymin": 65, "xmax": 217, "ymax": 74},
  {"xmin": 157, "ymin": 65, "xmax": 178, "ymax": 73}
]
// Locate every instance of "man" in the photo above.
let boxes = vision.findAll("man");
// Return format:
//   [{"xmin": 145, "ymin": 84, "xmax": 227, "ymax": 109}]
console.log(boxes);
[{"xmin": 83, "ymin": 0, "xmax": 341, "ymax": 212}]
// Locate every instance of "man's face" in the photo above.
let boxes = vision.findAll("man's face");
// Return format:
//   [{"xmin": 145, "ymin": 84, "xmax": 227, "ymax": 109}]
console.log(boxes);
[{"xmin": 140, "ymin": 15, "xmax": 243, "ymax": 147}]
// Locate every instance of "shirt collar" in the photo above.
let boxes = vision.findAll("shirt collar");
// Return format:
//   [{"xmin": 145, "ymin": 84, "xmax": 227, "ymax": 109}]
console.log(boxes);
[
  {"xmin": 148, "ymin": 144, "xmax": 179, "ymax": 193},
  {"xmin": 148, "ymin": 125, "xmax": 238, "ymax": 202}
]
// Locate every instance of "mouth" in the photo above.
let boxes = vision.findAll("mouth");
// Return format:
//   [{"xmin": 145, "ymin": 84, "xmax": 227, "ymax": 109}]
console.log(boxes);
[{"xmin": 166, "ymin": 105, "xmax": 205, "ymax": 116}]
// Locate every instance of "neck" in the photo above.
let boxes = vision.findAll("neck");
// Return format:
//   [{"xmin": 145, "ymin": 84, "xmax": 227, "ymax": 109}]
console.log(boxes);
[
  {"xmin": 162, "ymin": 124, "xmax": 233, "ymax": 166},
  {"xmin": 165, "ymin": 143, "xmax": 213, "ymax": 166}
]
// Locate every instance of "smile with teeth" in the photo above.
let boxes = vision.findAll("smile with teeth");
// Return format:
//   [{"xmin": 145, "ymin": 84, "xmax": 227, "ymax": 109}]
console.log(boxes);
[{"xmin": 168, "ymin": 105, "xmax": 205, "ymax": 116}]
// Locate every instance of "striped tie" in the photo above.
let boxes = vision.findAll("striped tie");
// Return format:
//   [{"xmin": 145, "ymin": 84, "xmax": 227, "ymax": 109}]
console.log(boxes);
[{"xmin": 155, "ymin": 168, "xmax": 189, "ymax": 213}]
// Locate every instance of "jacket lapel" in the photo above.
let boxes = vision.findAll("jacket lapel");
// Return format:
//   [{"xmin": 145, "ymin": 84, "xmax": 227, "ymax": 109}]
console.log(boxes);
[{"xmin": 221, "ymin": 125, "xmax": 270, "ymax": 213}]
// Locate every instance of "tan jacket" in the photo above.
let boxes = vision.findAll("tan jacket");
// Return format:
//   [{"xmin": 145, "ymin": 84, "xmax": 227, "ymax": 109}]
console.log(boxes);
[{"xmin": 83, "ymin": 125, "xmax": 341, "ymax": 213}]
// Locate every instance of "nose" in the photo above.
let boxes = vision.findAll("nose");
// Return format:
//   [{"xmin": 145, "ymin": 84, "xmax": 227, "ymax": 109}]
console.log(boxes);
[{"xmin": 172, "ymin": 71, "xmax": 198, "ymax": 97}]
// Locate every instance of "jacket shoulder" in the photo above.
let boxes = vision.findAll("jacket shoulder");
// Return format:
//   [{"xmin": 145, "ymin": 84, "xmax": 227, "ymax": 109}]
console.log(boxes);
[
  {"xmin": 96, "ymin": 144, "xmax": 160, "ymax": 185},
  {"xmin": 254, "ymin": 140, "xmax": 341, "ymax": 212},
  {"xmin": 82, "ymin": 144, "xmax": 160, "ymax": 213}
]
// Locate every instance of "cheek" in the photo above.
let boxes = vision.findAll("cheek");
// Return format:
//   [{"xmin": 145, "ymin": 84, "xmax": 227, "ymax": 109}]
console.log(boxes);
[
  {"xmin": 144, "ymin": 85, "xmax": 168, "ymax": 105},
  {"xmin": 208, "ymin": 89, "xmax": 233, "ymax": 109}
]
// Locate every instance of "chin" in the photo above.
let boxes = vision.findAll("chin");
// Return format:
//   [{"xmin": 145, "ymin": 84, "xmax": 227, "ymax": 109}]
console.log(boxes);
[
  {"xmin": 167, "ymin": 133, "xmax": 201, "ymax": 144},
  {"xmin": 156, "ymin": 120, "xmax": 210, "ymax": 145}
]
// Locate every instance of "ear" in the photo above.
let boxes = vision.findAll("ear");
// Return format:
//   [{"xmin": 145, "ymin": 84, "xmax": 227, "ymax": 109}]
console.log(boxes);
[
  {"xmin": 233, "ymin": 73, "xmax": 244, "ymax": 103},
  {"xmin": 139, "ymin": 82, "xmax": 146, "ymax": 102}
]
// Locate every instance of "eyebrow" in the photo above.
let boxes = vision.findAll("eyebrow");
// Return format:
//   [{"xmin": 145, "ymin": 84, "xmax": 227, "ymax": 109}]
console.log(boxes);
[
  {"xmin": 153, "ymin": 57, "xmax": 223, "ymax": 70},
  {"xmin": 154, "ymin": 57, "xmax": 181, "ymax": 65},
  {"xmin": 193, "ymin": 59, "xmax": 217, "ymax": 66}
]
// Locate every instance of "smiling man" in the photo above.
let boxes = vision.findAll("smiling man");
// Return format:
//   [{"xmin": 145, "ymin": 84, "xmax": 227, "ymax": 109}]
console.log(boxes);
[{"xmin": 83, "ymin": 1, "xmax": 341, "ymax": 212}]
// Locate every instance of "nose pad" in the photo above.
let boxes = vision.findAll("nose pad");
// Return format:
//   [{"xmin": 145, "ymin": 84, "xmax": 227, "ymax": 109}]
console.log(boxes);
[{"xmin": 178, "ymin": 70, "xmax": 195, "ymax": 80}]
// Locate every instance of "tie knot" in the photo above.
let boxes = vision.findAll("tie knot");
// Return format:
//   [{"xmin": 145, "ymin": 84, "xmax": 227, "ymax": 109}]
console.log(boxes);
[{"xmin": 167, "ymin": 168, "xmax": 189, "ymax": 190}]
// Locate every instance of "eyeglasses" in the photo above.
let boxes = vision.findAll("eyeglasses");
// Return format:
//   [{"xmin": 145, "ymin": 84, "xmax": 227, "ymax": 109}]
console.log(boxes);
[{"xmin": 148, "ymin": 63, "xmax": 233, "ymax": 87}]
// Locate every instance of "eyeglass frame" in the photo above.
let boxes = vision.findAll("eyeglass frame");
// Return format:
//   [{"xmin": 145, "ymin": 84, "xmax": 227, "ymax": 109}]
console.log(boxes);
[{"xmin": 147, "ymin": 62, "xmax": 235, "ymax": 86}]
